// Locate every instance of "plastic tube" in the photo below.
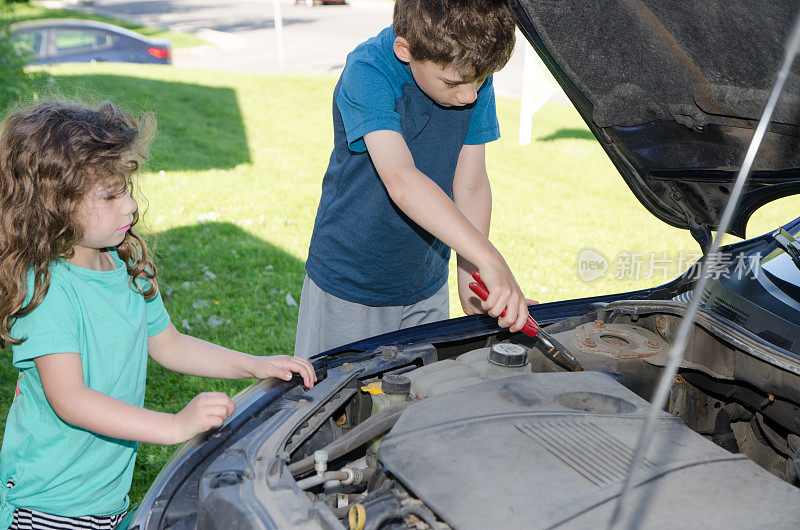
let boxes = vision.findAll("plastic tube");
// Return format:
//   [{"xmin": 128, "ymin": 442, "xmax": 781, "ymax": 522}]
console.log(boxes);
[
  {"xmin": 296, "ymin": 471, "xmax": 349, "ymax": 490},
  {"xmin": 712, "ymin": 403, "xmax": 752, "ymax": 453},
  {"xmin": 288, "ymin": 403, "xmax": 408, "ymax": 476}
]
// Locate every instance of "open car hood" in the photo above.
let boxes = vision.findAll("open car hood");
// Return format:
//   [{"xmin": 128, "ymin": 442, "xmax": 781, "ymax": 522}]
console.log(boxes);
[{"xmin": 511, "ymin": 0, "xmax": 800, "ymax": 247}]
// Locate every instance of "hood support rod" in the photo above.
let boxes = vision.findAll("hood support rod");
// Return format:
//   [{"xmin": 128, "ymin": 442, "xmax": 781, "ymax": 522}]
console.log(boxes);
[{"xmin": 610, "ymin": 8, "xmax": 800, "ymax": 528}]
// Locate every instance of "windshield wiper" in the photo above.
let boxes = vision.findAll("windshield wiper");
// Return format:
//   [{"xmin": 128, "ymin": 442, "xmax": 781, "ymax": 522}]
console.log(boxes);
[{"xmin": 772, "ymin": 228, "xmax": 800, "ymax": 270}]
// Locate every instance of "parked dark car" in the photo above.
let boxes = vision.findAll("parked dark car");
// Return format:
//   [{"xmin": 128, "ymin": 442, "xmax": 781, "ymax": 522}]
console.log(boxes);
[
  {"xmin": 123, "ymin": 1, "xmax": 800, "ymax": 528},
  {"xmin": 10, "ymin": 19, "xmax": 171, "ymax": 65}
]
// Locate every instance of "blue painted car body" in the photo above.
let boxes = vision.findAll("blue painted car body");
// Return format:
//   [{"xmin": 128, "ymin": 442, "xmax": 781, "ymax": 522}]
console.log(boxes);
[{"xmin": 10, "ymin": 19, "xmax": 171, "ymax": 65}]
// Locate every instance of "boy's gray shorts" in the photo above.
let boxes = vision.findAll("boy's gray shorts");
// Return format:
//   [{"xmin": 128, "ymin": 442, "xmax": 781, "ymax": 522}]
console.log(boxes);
[{"xmin": 294, "ymin": 275, "xmax": 449, "ymax": 359}]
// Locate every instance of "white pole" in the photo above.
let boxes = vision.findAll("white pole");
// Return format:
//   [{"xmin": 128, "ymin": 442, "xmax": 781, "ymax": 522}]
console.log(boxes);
[
  {"xmin": 518, "ymin": 34, "xmax": 554, "ymax": 145},
  {"xmin": 274, "ymin": 0, "xmax": 285, "ymax": 70},
  {"xmin": 518, "ymin": 43, "xmax": 536, "ymax": 145}
]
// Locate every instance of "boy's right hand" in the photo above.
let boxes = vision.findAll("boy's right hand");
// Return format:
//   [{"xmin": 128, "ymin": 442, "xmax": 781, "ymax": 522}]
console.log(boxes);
[
  {"xmin": 173, "ymin": 392, "xmax": 235, "ymax": 444},
  {"xmin": 475, "ymin": 260, "xmax": 530, "ymax": 333}
]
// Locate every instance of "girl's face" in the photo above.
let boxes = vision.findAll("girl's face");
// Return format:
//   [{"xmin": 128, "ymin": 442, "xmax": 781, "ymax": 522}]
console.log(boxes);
[{"xmin": 69, "ymin": 178, "xmax": 138, "ymax": 270}]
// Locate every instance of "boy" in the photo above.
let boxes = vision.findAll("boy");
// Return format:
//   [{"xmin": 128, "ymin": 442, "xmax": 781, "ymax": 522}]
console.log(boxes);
[{"xmin": 295, "ymin": 0, "xmax": 529, "ymax": 358}]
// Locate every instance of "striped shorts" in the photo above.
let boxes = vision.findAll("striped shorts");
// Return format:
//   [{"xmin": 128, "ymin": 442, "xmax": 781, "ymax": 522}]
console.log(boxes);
[
  {"xmin": 9, "ymin": 507, "xmax": 126, "ymax": 530},
  {"xmin": 6, "ymin": 480, "xmax": 126, "ymax": 530}
]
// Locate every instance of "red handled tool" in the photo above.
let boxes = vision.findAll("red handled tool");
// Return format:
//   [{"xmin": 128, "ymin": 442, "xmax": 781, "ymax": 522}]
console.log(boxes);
[
  {"xmin": 468, "ymin": 271, "xmax": 540, "ymax": 337},
  {"xmin": 469, "ymin": 270, "xmax": 583, "ymax": 372}
]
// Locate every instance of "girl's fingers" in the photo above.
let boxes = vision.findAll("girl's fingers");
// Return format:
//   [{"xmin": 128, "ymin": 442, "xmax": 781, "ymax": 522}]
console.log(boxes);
[
  {"xmin": 205, "ymin": 405, "xmax": 232, "ymax": 419},
  {"xmin": 203, "ymin": 394, "xmax": 234, "ymax": 414},
  {"xmin": 204, "ymin": 414, "xmax": 224, "ymax": 429},
  {"xmin": 287, "ymin": 358, "xmax": 317, "ymax": 386},
  {"xmin": 269, "ymin": 357, "xmax": 316, "ymax": 388}
]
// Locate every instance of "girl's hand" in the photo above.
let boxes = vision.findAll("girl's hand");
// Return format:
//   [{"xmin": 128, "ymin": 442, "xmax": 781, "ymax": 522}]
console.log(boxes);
[
  {"xmin": 249, "ymin": 355, "xmax": 317, "ymax": 389},
  {"xmin": 173, "ymin": 392, "xmax": 235, "ymax": 444}
]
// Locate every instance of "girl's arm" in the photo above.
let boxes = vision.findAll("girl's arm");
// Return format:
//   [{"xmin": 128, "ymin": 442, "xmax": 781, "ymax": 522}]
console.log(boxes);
[
  {"xmin": 147, "ymin": 324, "xmax": 316, "ymax": 388},
  {"xmin": 34, "ymin": 352, "xmax": 234, "ymax": 445}
]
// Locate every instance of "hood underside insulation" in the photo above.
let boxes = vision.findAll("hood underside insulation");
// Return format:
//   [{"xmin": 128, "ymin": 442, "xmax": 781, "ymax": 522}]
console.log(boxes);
[{"xmin": 513, "ymin": 0, "xmax": 800, "ymax": 130}]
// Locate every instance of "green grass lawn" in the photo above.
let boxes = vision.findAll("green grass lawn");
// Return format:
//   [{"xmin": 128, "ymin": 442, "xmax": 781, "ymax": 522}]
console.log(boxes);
[
  {"xmin": 2, "ymin": 62, "xmax": 800, "ymax": 504},
  {"xmin": 6, "ymin": 3, "xmax": 205, "ymax": 48}
]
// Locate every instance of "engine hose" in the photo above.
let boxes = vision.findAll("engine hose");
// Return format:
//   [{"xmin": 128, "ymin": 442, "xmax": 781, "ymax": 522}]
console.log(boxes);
[
  {"xmin": 362, "ymin": 496, "xmax": 404, "ymax": 530},
  {"xmin": 296, "ymin": 471, "xmax": 349, "ymax": 490},
  {"xmin": 712, "ymin": 402, "xmax": 752, "ymax": 453},
  {"xmin": 289, "ymin": 403, "xmax": 409, "ymax": 476}
]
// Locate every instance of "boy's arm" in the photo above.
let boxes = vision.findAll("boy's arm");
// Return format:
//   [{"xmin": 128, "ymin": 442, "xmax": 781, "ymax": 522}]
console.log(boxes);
[
  {"xmin": 34, "ymin": 352, "xmax": 235, "ymax": 445},
  {"xmin": 451, "ymin": 144, "xmax": 492, "ymax": 315},
  {"xmin": 147, "ymin": 323, "xmax": 316, "ymax": 387},
  {"xmin": 363, "ymin": 130, "xmax": 529, "ymax": 331}
]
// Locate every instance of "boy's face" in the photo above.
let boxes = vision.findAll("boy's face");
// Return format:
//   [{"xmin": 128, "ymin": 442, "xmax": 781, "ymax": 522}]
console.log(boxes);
[{"xmin": 394, "ymin": 37, "xmax": 486, "ymax": 108}]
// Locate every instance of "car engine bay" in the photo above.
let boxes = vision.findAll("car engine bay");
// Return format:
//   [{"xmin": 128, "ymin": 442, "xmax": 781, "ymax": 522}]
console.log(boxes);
[
  {"xmin": 168, "ymin": 232, "xmax": 800, "ymax": 530},
  {"xmin": 280, "ymin": 330, "xmax": 800, "ymax": 528}
]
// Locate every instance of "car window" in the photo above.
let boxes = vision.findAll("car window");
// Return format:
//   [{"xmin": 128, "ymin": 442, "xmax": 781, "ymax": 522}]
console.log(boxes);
[
  {"xmin": 12, "ymin": 29, "xmax": 44, "ymax": 56},
  {"xmin": 54, "ymin": 29, "xmax": 115, "ymax": 54}
]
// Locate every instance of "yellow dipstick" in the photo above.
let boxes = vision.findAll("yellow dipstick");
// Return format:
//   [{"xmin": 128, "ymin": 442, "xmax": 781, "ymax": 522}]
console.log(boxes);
[
  {"xmin": 348, "ymin": 504, "xmax": 366, "ymax": 530},
  {"xmin": 360, "ymin": 381, "xmax": 384, "ymax": 395}
]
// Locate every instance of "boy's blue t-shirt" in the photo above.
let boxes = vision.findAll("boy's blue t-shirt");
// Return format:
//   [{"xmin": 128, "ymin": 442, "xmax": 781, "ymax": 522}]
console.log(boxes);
[
  {"xmin": 0, "ymin": 251, "xmax": 170, "ymax": 524},
  {"xmin": 305, "ymin": 26, "xmax": 501, "ymax": 306}
]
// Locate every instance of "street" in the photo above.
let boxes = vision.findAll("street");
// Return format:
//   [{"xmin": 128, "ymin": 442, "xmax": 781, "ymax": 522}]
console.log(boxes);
[{"xmin": 62, "ymin": 0, "xmax": 540, "ymax": 98}]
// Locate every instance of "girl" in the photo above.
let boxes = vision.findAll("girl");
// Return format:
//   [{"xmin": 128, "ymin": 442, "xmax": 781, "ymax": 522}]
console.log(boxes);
[{"xmin": 0, "ymin": 100, "xmax": 316, "ymax": 529}]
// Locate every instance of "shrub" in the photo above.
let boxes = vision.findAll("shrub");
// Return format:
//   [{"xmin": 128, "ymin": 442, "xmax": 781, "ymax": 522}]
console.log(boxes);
[{"xmin": 0, "ymin": 0, "xmax": 36, "ymax": 112}]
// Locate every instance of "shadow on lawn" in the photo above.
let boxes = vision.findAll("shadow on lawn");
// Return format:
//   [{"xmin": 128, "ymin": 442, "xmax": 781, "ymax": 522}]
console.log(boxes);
[
  {"xmin": 537, "ymin": 128, "xmax": 596, "ymax": 142},
  {"xmin": 37, "ymin": 74, "xmax": 251, "ymax": 172},
  {"xmin": 129, "ymin": 221, "xmax": 307, "ymax": 501},
  {"xmin": 152, "ymin": 221, "xmax": 305, "ymax": 352}
]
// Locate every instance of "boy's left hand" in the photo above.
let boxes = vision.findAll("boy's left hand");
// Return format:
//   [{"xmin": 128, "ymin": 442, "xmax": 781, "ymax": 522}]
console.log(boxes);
[{"xmin": 250, "ymin": 355, "xmax": 317, "ymax": 388}]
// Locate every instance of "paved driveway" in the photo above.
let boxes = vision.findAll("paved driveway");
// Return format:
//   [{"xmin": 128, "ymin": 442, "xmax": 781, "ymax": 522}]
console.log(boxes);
[{"xmin": 70, "ymin": 0, "xmax": 550, "ymax": 98}]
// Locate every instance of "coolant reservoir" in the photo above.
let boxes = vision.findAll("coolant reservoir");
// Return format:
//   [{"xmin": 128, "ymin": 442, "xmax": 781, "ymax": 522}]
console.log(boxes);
[
  {"xmin": 404, "ymin": 343, "xmax": 533, "ymax": 399},
  {"xmin": 361, "ymin": 374, "xmax": 411, "ymax": 453},
  {"xmin": 361, "ymin": 374, "xmax": 410, "ymax": 416}
]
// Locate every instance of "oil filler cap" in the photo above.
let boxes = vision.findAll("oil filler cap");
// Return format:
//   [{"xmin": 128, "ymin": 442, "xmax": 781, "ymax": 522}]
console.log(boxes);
[
  {"xmin": 489, "ymin": 343, "xmax": 528, "ymax": 367},
  {"xmin": 382, "ymin": 374, "xmax": 411, "ymax": 395}
]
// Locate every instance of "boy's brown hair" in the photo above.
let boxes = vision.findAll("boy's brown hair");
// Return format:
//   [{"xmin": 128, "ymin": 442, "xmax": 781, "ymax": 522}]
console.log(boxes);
[{"xmin": 393, "ymin": 0, "xmax": 517, "ymax": 80}]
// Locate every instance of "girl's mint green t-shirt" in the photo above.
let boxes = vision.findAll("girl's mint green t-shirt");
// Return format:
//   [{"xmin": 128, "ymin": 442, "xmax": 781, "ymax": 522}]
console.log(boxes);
[{"xmin": 0, "ymin": 251, "xmax": 170, "ymax": 525}]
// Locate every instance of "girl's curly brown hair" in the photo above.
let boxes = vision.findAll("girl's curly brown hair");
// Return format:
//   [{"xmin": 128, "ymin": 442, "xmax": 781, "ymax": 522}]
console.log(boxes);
[{"xmin": 0, "ymin": 100, "xmax": 157, "ymax": 347}]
